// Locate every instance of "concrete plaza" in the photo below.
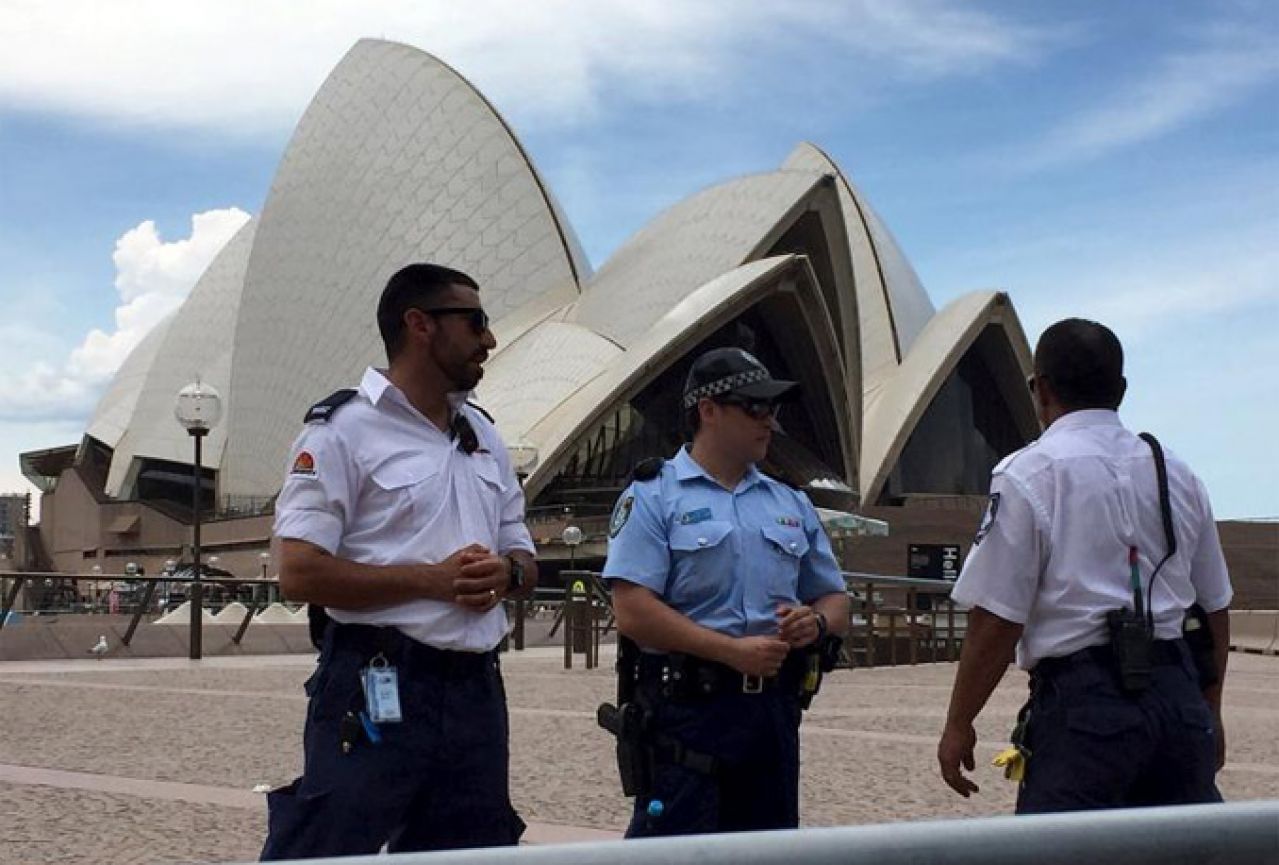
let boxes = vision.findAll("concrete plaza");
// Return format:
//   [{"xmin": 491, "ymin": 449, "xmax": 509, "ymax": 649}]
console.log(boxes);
[{"xmin": 1, "ymin": 648, "xmax": 1276, "ymax": 864}]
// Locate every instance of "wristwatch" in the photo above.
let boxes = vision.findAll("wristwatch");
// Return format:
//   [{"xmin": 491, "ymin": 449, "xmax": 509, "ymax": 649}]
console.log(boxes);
[
  {"xmin": 814, "ymin": 610, "xmax": 829, "ymax": 642},
  {"xmin": 506, "ymin": 555, "xmax": 525, "ymax": 594}
]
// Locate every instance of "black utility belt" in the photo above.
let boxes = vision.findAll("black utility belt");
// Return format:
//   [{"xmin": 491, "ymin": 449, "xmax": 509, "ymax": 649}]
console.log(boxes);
[
  {"xmin": 329, "ymin": 622, "xmax": 496, "ymax": 672},
  {"xmin": 636, "ymin": 651, "xmax": 804, "ymax": 698},
  {"xmin": 1033, "ymin": 639, "xmax": 1185, "ymax": 679}
]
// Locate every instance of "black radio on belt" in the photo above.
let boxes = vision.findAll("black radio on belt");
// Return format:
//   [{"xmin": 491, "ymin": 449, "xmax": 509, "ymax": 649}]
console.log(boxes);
[
  {"xmin": 1106, "ymin": 433, "xmax": 1180, "ymax": 695},
  {"xmin": 1106, "ymin": 603, "xmax": 1153, "ymax": 694}
]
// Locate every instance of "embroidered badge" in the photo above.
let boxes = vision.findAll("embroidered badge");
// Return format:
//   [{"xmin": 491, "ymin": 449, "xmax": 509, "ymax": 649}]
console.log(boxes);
[
  {"xmin": 974, "ymin": 492, "xmax": 1001, "ymax": 545},
  {"xmin": 776, "ymin": 516, "xmax": 801, "ymax": 528},
  {"xmin": 609, "ymin": 495, "xmax": 635, "ymax": 538},
  {"xmin": 290, "ymin": 451, "xmax": 317, "ymax": 477},
  {"xmin": 679, "ymin": 507, "xmax": 713, "ymax": 525}
]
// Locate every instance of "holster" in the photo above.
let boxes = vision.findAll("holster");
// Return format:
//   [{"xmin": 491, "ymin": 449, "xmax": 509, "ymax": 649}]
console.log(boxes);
[
  {"xmin": 797, "ymin": 634, "xmax": 844, "ymax": 709},
  {"xmin": 597, "ymin": 635, "xmax": 653, "ymax": 797},
  {"xmin": 596, "ymin": 701, "xmax": 653, "ymax": 798},
  {"xmin": 1183, "ymin": 603, "xmax": 1218, "ymax": 688},
  {"xmin": 596, "ymin": 636, "xmax": 718, "ymax": 798}
]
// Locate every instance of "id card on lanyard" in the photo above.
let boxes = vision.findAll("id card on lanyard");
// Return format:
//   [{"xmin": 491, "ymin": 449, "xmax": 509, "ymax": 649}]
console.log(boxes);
[{"xmin": 361, "ymin": 653, "xmax": 403, "ymax": 723}]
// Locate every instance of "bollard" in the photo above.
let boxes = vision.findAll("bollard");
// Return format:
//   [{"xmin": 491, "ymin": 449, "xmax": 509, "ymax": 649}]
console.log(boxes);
[{"xmin": 563, "ymin": 577, "xmax": 596, "ymax": 669}]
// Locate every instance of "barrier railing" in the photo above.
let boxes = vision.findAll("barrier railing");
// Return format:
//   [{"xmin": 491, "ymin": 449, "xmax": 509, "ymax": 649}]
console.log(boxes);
[
  {"xmin": 842, "ymin": 572, "xmax": 964, "ymax": 668},
  {"xmin": 253, "ymin": 800, "xmax": 1279, "ymax": 865},
  {"xmin": 500, "ymin": 570, "xmax": 964, "ymax": 669},
  {"xmin": 0, "ymin": 570, "xmax": 282, "ymax": 648}
]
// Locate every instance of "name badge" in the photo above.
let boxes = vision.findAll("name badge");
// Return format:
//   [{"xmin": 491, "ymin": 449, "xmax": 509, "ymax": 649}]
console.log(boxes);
[
  {"xmin": 362, "ymin": 657, "xmax": 402, "ymax": 724},
  {"xmin": 679, "ymin": 507, "xmax": 713, "ymax": 525}
]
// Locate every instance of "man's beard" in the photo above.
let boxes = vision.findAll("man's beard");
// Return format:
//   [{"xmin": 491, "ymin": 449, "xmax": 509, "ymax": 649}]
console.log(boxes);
[{"xmin": 441, "ymin": 353, "xmax": 484, "ymax": 392}]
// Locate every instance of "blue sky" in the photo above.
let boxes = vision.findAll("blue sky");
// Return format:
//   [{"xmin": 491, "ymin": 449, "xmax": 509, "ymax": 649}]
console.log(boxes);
[{"xmin": 0, "ymin": 1, "xmax": 1275, "ymax": 518}]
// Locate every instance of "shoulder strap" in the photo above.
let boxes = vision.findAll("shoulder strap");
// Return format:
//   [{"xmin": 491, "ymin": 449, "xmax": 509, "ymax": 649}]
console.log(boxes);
[
  {"xmin": 1138, "ymin": 432, "xmax": 1177, "ymax": 558},
  {"xmin": 304, "ymin": 389, "xmax": 357, "ymax": 423},
  {"xmin": 630, "ymin": 457, "xmax": 664, "ymax": 483}
]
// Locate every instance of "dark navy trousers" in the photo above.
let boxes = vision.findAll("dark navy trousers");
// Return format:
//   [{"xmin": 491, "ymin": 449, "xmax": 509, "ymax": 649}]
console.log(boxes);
[
  {"xmin": 260, "ymin": 625, "xmax": 523, "ymax": 859},
  {"xmin": 1017, "ymin": 640, "xmax": 1221, "ymax": 813},
  {"xmin": 628, "ymin": 682, "xmax": 802, "ymax": 837}
]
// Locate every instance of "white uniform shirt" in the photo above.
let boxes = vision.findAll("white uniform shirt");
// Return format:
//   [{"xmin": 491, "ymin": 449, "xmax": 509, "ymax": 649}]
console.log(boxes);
[
  {"xmin": 273, "ymin": 367, "xmax": 535, "ymax": 652},
  {"xmin": 951, "ymin": 409, "xmax": 1232, "ymax": 670}
]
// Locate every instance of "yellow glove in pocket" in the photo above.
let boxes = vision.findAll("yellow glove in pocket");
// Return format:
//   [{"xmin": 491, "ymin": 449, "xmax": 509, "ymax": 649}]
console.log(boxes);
[{"xmin": 991, "ymin": 746, "xmax": 1029, "ymax": 782}]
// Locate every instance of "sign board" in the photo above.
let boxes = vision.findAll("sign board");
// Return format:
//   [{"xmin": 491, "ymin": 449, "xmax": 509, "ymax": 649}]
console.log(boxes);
[{"xmin": 907, "ymin": 544, "xmax": 962, "ymax": 581}]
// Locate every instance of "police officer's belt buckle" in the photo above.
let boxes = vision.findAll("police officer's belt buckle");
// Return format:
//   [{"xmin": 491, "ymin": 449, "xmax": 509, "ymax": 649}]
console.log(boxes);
[{"xmin": 742, "ymin": 674, "xmax": 765, "ymax": 694}]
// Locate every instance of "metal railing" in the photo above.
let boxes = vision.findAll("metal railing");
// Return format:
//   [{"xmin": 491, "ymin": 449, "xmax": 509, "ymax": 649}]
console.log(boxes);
[
  {"xmin": 254, "ymin": 800, "xmax": 1279, "ymax": 865},
  {"xmin": 0, "ymin": 570, "xmax": 282, "ymax": 647},
  {"xmin": 842, "ymin": 572, "xmax": 965, "ymax": 668},
  {"xmin": 502, "ymin": 571, "xmax": 965, "ymax": 670}
]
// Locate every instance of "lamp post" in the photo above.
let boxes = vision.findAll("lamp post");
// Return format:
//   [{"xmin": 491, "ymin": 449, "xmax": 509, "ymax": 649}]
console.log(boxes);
[
  {"xmin": 258, "ymin": 551, "xmax": 271, "ymax": 606},
  {"xmin": 91, "ymin": 563, "xmax": 103, "ymax": 612},
  {"xmin": 561, "ymin": 525, "xmax": 583, "ymax": 569},
  {"xmin": 175, "ymin": 380, "xmax": 222, "ymax": 660},
  {"xmin": 163, "ymin": 559, "xmax": 177, "ymax": 611}
]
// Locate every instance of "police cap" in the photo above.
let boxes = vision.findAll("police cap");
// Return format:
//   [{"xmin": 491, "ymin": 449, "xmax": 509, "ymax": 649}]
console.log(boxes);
[{"xmin": 682, "ymin": 348, "xmax": 799, "ymax": 409}]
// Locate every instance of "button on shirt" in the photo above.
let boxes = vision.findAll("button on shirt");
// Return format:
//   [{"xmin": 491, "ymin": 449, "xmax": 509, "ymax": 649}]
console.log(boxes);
[
  {"xmin": 273, "ymin": 367, "xmax": 535, "ymax": 652},
  {"xmin": 951, "ymin": 410, "xmax": 1233, "ymax": 670},
  {"xmin": 602, "ymin": 447, "xmax": 845, "ymax": 638}
]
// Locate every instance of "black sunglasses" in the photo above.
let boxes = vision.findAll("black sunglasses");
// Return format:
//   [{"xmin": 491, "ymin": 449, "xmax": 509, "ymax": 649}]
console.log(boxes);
[
  {"xmin": 422, "ymin": 306, "xmax": 490, "ymax": 334},
  {"xmin": 716, "ymin": 397, "xmax": 779, "ymax": 420}
]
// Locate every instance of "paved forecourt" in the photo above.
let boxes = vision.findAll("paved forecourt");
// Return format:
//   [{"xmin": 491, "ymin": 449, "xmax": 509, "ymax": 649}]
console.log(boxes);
[{"xmin": 1, "ymin": 648, "xmax": 1276, "ymax": 864}]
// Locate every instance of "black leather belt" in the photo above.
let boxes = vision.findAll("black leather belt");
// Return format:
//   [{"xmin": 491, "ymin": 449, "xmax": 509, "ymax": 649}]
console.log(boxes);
[
  {"xmin": 328, "ymin": 622, "xmax": 496, "ymax": 673},
  {"xmin": 636, "ymin": 650, "xmax": 804, "ymax": 698},
  {"xmin": 1033, "ymin": 639, "xmax": 1186, "ymax": 679}
]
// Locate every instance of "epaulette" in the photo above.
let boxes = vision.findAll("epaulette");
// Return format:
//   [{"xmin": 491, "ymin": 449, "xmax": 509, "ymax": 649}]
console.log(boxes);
[
  {"xmin": 630, "ymin": 457, "xmax": 664, "ymax": 482},
  {"xmin": 304, "ymin": 389, "xmax": 357, "ymax": 423},
  {"xmin": 466, "ymin": 401, "xmax": 495, "ymax": 424}
]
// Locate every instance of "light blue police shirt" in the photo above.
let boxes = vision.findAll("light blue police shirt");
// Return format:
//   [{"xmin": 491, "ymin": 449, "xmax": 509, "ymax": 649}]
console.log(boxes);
[{"xmin": 602, "ymin": 447, "xmax": 846, "ymax": 638}]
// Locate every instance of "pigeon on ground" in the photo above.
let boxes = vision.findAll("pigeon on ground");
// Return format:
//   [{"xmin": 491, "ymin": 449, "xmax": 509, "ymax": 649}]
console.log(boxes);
[{"xmin": 88, "ymin": 635, "xmax": 108, "ymax": 657}]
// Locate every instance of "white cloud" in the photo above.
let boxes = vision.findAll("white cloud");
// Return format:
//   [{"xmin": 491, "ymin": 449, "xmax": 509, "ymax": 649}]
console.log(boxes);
[
  {"xmin": 1016, "ymin": 21, "xmax": 1279, "ymax": 170},
  {"xmin": 0, "ymin": 208, "xmax": 250, "ymax": 422},
  {"xmin": 0, "ymin": 1, "xmax": 1055, "ymax": 137}
]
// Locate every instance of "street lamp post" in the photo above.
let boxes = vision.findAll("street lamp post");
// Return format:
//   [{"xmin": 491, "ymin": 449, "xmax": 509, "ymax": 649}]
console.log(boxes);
[
  {"xmin": 175, "ymin": 380, "xmax": 222, "ymax": 660},
  {"xmin": 561, "ymin": 525, "xmax": 583, "ymax": 570},
  {"xmin": 163, "ymin": 559, "xmax": 176, "ymax": 611},
  {"xmin": 258, "ymin": 551, "xmax": 271, "ymax": 606}
]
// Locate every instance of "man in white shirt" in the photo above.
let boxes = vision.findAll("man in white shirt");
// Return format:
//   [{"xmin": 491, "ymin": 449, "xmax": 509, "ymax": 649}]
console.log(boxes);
[
  {"xmin": 261, "ymin": 263, "xmax": 537, "ymax": 858},
  {"xmin": 937, "ymin": 318, "xmax": 1232, "ymax": 812}
]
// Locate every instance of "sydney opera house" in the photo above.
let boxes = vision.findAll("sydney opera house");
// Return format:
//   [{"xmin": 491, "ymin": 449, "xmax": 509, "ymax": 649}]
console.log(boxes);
[{"xmin": 18, "ymin": 39, "xmax": 1041, "ymax": 581}]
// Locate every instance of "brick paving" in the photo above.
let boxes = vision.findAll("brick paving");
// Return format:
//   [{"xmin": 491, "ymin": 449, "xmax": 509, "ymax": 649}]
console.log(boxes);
[{"xmin": 0, "ymin": 649, "xmax": 1275, "ymax": 864}]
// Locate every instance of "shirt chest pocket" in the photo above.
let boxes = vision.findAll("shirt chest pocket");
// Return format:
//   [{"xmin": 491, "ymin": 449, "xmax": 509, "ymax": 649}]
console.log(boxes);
[
  {"xmin": 368, "ymin": 457, "xmax": 443, "ymax": 526},
  {"xmin": 760, "ymin": 523, "xmax": 810, "ymax": 558},
  {"xmin": 668, "ymin": 521, "xmax": 735, "ymax": 601},
  {"xmin": 759, "ymin": 524, "xmax": 809, "ymax": 592}
]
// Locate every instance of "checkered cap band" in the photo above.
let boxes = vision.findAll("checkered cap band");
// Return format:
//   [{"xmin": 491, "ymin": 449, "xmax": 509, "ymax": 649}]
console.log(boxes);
[{"xmin": 682, "ymin": 369, "xmax": 769, "ymax": 408}]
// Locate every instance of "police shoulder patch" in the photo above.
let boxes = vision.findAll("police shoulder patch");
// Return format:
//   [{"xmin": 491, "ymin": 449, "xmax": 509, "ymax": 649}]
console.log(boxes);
[
  {"xmin": 609, "ymin": 495, "xmax": 635, "ymax": 538},
  {"xmin": 291, "ymin": 450, "xmax": 318, "ymax": 477},
  {"xmin": 974, "ymin": 492, "xmax": 1001, "ymax": 545}
]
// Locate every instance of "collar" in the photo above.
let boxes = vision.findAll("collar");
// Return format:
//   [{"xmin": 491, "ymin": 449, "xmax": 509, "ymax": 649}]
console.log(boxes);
[
  {"xmin": 672, "ymin": 446, "xmax": 765, "ymax": 491},
  {"xmin": 1043, "ymin": 408, "xmax": 1124, "ymax": 438},
  {"xmin": 360, "ymin": 367, "xmax": 471, "ymax": 413},
  {"xmin": 360, "ymin": 367, "xmax": 394, "ymax": 406}
]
